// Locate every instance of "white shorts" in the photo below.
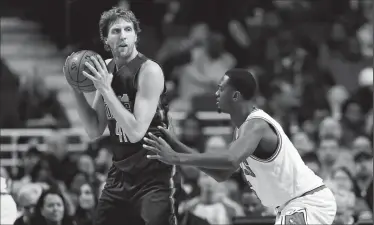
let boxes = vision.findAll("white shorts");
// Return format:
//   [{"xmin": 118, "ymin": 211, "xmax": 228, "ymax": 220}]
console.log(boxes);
[{"xmin": 275, "ymin": 187, "xmax": 337, "ymax": 225}]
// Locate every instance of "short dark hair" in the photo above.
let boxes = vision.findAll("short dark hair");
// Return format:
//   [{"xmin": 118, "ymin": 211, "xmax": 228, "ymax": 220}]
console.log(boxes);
[
  {"xmin": 32, "ymin": 188, "xmax": 74, "ymax": 224},
  {"xmin": 99, "ymin": 7, "xmax": 141, "ymax": 43},
  {"xmin": 225, "ymin": 68, "xmax": 258, "ymax": 100}
]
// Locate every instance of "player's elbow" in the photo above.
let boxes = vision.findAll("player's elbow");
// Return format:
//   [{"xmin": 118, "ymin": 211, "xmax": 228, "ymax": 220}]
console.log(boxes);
[
  {"xmin": 127, "ymin": 134, "xmax": 142, "ymax": 143},
  {"xmin": 127, "ymin": 124, "xmax": 149, "ymax": 143},
  {"xmin": 227, "ymin": 155, "xmax": 241, "ymax": 171},
  {"xmin": 126, "ymin": 130, "xmax": 145, "ymax": 143}
]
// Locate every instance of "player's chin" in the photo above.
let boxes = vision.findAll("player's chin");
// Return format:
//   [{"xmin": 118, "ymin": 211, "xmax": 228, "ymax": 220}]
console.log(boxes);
[{"xmin": 118, "ymin": 51, "xmax": 129, "ymax": 57}]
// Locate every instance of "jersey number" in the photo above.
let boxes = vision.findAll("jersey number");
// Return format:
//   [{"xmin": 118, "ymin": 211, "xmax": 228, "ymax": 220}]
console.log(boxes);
[
  {"xmin": 115, "ymin": 122, "xmax": 129, "ymax": 143},
  {"xmin": 116, "ymin": 94, "xmax": 131, "ymax": 142}
]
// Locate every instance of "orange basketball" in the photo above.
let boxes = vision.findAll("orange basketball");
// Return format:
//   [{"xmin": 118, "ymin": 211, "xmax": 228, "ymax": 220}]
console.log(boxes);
[{"xmin": 63, "ymin": 50, "xmax": 99, "ymax": 93}]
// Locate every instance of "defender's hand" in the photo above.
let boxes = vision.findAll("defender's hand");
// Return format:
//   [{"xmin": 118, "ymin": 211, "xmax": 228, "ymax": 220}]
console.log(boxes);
[
  {"xmin": 143, "ymin": 132, "xmax": 180, "ymax": 165},
  {"xmin": 157, "ymin": 125, "xmax": 179, "ymax": 146}
]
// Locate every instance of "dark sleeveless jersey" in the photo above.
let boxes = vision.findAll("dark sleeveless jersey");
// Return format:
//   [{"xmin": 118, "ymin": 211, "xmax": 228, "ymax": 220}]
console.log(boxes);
[{"xmin": 104, "ymin": 53, "xmax": 171, "ymax": 174}]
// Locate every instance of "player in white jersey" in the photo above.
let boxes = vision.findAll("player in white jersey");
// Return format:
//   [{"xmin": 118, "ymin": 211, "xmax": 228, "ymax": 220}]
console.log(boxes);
[{"xmin": 143, "ymin": 68, "xmax": 337, "ymax": 224}]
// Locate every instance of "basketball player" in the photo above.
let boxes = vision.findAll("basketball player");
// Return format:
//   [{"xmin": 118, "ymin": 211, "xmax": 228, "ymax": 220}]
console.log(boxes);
[
  {"xmin": 68, "ymin": 7, "xmax": 178, "ymax": 225},
  {"xmin": 143, "ymin": 69, "xmax": 337, "ymax": 224}
]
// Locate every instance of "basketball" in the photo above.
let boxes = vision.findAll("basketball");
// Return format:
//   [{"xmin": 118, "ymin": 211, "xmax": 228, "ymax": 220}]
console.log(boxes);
[{"xmin": 63, "ymin": 50, "xmax": 99, "ymax": 93}]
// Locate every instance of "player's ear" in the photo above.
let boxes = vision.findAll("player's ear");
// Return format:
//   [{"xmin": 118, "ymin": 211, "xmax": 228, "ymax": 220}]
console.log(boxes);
[{"xmin": 233, "ymin": 91, "xmax": 240, "ymax": 101}]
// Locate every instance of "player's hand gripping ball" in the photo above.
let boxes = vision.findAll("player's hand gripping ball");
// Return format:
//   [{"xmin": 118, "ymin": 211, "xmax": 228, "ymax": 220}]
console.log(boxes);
[
  {"xmin": 80, "ymin": 53, "xmax": 113, "ymax": 94},
  {"xmin": 63, "ymin": 50, "xmax": 100, "ymax": 93}
]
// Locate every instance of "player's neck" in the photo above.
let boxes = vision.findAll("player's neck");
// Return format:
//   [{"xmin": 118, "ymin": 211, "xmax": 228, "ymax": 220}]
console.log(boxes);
[
  {"xmin": 114, "ymin": 48, "xmax": 139, "ymax": 68},
  {"xmin": 230, "ymin": 102, "xmax": 255, "ymax": 128}
]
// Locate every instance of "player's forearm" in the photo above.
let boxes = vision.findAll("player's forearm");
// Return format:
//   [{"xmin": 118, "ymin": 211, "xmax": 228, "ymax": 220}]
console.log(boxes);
[
  {"xmin": 73, "ymin": 91, "xmax": 101, "ymax": 138},
  {"xmin": 174, "ymin": 152, "xmax": 236, "ymax": 170},
  {"xmin": 101, "ymin": 89, "xmax": 139, "ymax": 142},
  {"xmin": 170, "ymin": 140, "xmax": 233, "ymax": 181}
]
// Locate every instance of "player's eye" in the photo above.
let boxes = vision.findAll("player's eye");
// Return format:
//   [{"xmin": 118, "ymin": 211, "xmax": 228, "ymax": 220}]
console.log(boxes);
[{"xmin": 125, "ymin": 27, "xmax": 132, "ymax": 32}]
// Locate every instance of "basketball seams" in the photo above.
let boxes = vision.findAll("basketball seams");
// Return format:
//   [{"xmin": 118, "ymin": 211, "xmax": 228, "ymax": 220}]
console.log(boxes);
[
  {"xmin": 67, "ymin": 57, "xmax": 76, "ymax": 82},
  {"xmin": 77, "ymin": 50, "xmax": 88, "ymax": 84},
  {"xmin": 65, "ymin": 50, "xmax": 97, "ymax": 92}
]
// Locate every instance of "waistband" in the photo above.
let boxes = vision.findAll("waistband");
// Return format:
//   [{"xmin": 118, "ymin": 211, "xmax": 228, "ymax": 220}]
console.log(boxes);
[{"xmin": 276, "ymin": 185, "xmax": 327, "ymax": 213}]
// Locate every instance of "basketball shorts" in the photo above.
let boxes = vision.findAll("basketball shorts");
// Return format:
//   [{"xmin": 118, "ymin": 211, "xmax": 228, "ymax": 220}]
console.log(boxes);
[
  {"xmin": 275, "ymin": 187, "xmax": 337, "ymax": 225},
  {"xmin": 94, "ymin": 165, "xmax": 178, "ymax": 225}
]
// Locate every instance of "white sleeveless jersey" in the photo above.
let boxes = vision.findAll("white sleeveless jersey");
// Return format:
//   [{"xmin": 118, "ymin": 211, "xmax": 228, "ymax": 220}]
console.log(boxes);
[{"xmin": 237, "ymin": 109, "xmax": 323, "ymax": 209}]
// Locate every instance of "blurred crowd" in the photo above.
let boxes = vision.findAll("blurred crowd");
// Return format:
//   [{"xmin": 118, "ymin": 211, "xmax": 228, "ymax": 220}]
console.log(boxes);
[{"xmin": 1, "ymin": 0, "xmax": 373, "ymax": 225}]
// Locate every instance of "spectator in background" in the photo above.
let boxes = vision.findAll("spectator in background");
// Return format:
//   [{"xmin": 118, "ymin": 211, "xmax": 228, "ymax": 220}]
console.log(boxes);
[
  {"xmin": 354, "ymin": 151, "xmax": 373, "ymax": 198},
  {"xmin": 30, "ymin": 189, "xmax": 76, "ymax": 225},
  {"xmin": 356, "ymin": 0, "xmax": 373, "ymax": 60},
  {"xmin": 340, "ymin": 99, "xmax": 366, "ymax": 146},
  {"xmin": 170, "ymin": 31, "xmax": 236, "ymax": 112},
  {"xmin": 45, "ymin": 131, "xmax": 77, "ymax": 186},
  {"xmin": 351, "ymin": 136, "xmax": 372, "ymax": 155},
  {"xmin": 302, "ymin": 152, "xmax": 322, "ymax": 177},
  {"xmin": 329, "ymin": 167, "xmax": 360, "ymax": 196},
  {"xmin": 94, "ymin": 147, "xmax": 112, "ymax": 182},
  {"xmin": 17, "ymin": 146, "xmax": 43, "ymax": 183},
  {"xmin": 178, "ymin": 112, "xmax": 205, "ymax": 152},
  {"xmin": 291, "ymin": 131, "xmax": 315, "ymax": 156},
  {"xmin": 317, "ymin": 138, "xmax": 340, "ymax": 180},
  {"xmin": 30, "ymin": 157, "xmax": 59, "ymax": 190},
  {"xmin": 179, "ymin": 172, "xmax": 231, "ymax": 224},
  {"xmin": 74, "ymin": 183, "xmax": 97, "ymax": 225},
  {"xmin": 213, "ymin": 181, "xmax": 245, "ymax": 219},
  {"xmin": 331, "ymin": 186, "xmax": 356, "ymax": 225},
  {"xmin": 0, "ymin": 176, "xmax": 18, "ymax": 225},
  {"xmin": 318, "ymin": 117, "xmax": 343, "ymax": 142},
  {"xmin": 328, "ymin": 166, "xmax": 373, "ymax": 221},
  {"xmin": 326, "ymin": 85, "xmax": 349, "ymax": 121},
  {"xmin": 70, "ymin": 154, "xmax": 101, "ymax": 195},
  {"xmin": 353, "ymin": 67, "xmax": 373, "ymax": 114},
  {"xmin": 18, "ymin": 74, "xmax": 70, "ymax": 129},
  {"xmin": 320, "ymin": 19, "xmax": 370, "ymax": 93},
  {"xmin": 14, "ymin": 183, "xmax": 43, "ymax": 225},
  {"xmin": 11, "ymin": 146, "xmax": 43, "ymax": 196},
  {"xmin": 157, "ymin": 22, "xmax": 209, "ymax": 99}
]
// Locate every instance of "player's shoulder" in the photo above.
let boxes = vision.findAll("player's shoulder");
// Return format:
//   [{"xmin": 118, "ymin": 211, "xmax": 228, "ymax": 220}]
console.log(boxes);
[
  {"xmin": 140, "ymin": 59, "xmax": 163, "ymax": 76},
  {"xmin": 142, "ymin": 59, "xmax": 162, "ymax": 71},
  {"xmin": 242, "ymin": 118, "xmax": 269, "ymax": 132}
]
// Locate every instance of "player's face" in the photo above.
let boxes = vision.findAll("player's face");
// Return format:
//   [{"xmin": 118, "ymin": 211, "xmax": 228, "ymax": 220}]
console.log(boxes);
[
  {"xmin": 215, "ymin": 75, "xmax": 233, "ymax": 113},
  {"xmin": 106, "ymin": 18, "xmax": 137, "ymax": 59}
]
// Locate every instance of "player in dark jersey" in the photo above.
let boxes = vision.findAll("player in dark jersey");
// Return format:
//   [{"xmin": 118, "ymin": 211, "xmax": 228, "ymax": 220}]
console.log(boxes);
[{"xmin": 69, "ymin": 7, "xmax": 178, "ymax": 225}]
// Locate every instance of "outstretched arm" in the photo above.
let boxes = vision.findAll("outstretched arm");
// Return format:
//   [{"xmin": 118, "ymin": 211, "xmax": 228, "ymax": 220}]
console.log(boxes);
[
  {"xmin": 154, "ymin": 127, "xmax": 236, "ymax": 182},
  {"xmin": 144, "ymin": 119, "xmax": 267, "ymax": 179}
]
